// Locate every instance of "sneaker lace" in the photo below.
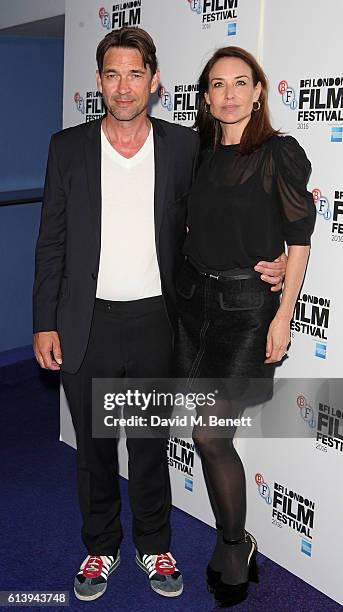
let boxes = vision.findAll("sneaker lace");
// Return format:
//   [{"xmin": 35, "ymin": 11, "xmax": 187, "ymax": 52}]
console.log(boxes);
[
  {"xmin": 85, "ymin": 556, "xmax": 102, "ymax": 574},
  {"xmin": 155, "ymin": 553, "xmax": 176, "ymax": 575}
]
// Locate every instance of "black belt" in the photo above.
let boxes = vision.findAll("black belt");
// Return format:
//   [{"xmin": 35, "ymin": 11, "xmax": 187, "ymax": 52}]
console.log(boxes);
[{"xmin": 186, "ymin": 257, "xmax": 259, "ymax": 281}]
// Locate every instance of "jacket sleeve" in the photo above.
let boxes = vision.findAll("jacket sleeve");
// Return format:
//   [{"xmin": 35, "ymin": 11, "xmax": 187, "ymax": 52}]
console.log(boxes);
[{"xmin": 32, "ymin": 134, "xmax": 66, "ymax": 332}]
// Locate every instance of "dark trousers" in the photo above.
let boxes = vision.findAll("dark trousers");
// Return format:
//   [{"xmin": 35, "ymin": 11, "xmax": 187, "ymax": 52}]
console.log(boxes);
[{"xmin": 62, "ymin": 296, "xmax": 173, "ymax": 556}]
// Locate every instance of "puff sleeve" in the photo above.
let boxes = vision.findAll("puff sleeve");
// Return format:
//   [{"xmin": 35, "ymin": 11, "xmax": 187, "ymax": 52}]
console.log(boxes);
[{"xmin": 275, "ymin": 136, "xmax": 316, "ymax": 245}]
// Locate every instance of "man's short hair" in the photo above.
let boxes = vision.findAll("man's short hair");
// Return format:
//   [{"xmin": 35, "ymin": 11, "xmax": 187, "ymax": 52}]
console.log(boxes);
[{"xmin": 96, "ymin": 27, "xmax": 157, "ymax": 76}]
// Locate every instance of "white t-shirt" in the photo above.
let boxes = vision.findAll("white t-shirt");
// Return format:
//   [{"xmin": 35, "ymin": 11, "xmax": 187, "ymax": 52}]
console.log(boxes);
[{"xmin": 96, "ymin": 126, "xmax": 162, "ymax": 301}]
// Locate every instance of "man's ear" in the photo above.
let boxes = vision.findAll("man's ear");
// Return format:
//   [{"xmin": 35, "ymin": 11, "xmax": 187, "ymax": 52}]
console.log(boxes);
[
  {"xmin": 150, "ymin": 69, "xmax": 161, "ymax": 94},
  {"xmin": 96, "ymin": 70, "xmax": 102, "ymax": 94}
]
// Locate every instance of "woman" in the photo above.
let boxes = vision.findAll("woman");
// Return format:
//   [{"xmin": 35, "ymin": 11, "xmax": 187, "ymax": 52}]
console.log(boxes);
[{"xmin": 175, "ymin": 47, "xmax": 316, "ymax": 608}]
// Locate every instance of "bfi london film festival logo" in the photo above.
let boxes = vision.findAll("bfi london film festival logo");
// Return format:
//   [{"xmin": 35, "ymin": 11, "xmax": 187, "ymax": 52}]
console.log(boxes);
[
  {"xmin": 331, "ymin": 190, "xmax": 343, "ymax": 240},
  {"xmin": 188, "ymin": 0, "xmax": 238, "ymax": 36},
  {"xmin": 255, "ymin": 473, "xmax": 315, "ymax": 557},
  {"xmin": 312, "ymin": 188, "xmax": 343, "ymax": 244},
  {"xmin": 278, "ymin": 76, "xmax": 343, "ymax": 141},
  {"xmin": 99, "ymin": 2, "xmax": 142, "ymax": 31},
  {"xmin": 278, "ymin": 80, "xmax": 298, "ymax": 110},
  {"xmin": 291, "ymin": 292, "xmax": 330, "ymax": 359},
  {"xmin": 74, "ymin": 91, "xmax": 105, "ymax": 122},
  {"xmin": 316, "ymin": 401, "xmax": 343, "ymax": 455},
  {"xmin": 296, "ymin": 393, "xmax": 343, "ymax": 455},
  {"xmin": 312, "ymin": 188, "xmax": 331, "ymax": 221},
  {"xmin": 158, "ymin": 83, "xmax": 199, "ymax": 123},
  {"xmin": 188, "ymin": 0, "xmax": 202, "ymax": 15},
  {"xmin": 297, "ymin": 394, "xmax": 316, "ymax": 429},
  {"xmin": 255, "ymin": 473, "xmax": 272, "ymax": 505},
  {"xmin": 99, "ymin": 6, "xmax": 111, "ymax": 29},
  {"xmin": 167, "ymin": 437, "xmax": 194, "ymax": 492}
]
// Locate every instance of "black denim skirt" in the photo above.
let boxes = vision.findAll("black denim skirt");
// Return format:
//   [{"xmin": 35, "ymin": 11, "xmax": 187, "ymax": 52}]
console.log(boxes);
[{"xmin": 174, "ymin": 259, "xmax": 281, "ymax": 400}]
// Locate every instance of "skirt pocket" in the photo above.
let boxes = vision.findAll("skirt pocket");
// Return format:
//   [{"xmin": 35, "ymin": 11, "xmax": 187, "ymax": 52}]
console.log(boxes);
[{"xmin": 218, "ymin": 290, "xmax": 265, "ymax": 312}]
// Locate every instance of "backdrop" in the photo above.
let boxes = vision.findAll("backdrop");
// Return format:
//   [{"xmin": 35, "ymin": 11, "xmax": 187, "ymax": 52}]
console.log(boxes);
[{"xmin": 60, "ymin": 0, "xmax": 342, "ymax": 604}]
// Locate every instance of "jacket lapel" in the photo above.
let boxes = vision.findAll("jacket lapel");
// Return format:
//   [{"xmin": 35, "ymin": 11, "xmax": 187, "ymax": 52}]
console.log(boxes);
[
  {"xmin": 151, "ymin": 117, "xmax": 169, "ymax": 264},
  {"xmin": 84, "ymin": 118, "xmax": 102, "ymax": 251}
]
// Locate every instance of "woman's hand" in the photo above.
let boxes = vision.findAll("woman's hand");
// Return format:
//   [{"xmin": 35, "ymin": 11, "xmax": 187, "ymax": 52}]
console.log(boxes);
[{"xmin": 264, "ymin": 315, "xmax": 291, "ymax": 363}]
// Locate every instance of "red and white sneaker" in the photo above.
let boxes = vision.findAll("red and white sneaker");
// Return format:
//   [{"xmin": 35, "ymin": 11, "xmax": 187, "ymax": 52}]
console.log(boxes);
[
  {"xmin": 74, "ymin": 552, "xmax": 120, "ymax": 601},
  {"xmin": 135, "ymin": 550, "xmax": 183, "ymax": 597}
]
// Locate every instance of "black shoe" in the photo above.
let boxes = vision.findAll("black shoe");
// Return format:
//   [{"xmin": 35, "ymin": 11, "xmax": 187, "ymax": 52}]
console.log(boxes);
[
  {"xmin": 206, "ymin": 564, "xmax": 222, "ymax": 593},
  {"xmin": 214, "ymin": 531, "xmax": 258, "ymax": 608},
  {"xmin": 206, "ymin": 524, "xmax": 223, "ymax": 593}
]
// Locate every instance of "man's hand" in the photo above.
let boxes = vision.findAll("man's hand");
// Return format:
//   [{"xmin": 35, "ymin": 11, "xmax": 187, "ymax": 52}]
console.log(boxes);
[
  {"xmin": 254, "ymin": 253, "xmax": 287, "ymax": 292},
  {"xmin": 33, "ymin": 331, "xmax": 62, "ymax": 370}
]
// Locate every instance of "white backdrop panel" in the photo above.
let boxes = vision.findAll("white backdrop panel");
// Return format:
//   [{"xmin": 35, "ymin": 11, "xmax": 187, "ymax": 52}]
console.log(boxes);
[
  {"xmin": 263, "ymin": 0, "xmax": 343, "ymax": 377},
  {"xmin": 60, "ymin": 0, "xmax": 342, "ymax": 604}
]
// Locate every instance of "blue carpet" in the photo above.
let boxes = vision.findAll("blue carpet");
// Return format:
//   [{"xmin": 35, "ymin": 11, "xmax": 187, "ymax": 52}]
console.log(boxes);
[
  {"xmin": 0, "ymin": 357, "xmax": 341, "ymax": 611},
  {"xmin": 0, "ymin": 344, "xmax": 34, "ymax": 367}
]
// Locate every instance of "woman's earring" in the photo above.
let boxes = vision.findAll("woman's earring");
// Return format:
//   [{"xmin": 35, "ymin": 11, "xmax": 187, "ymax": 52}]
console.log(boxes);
[
  {"xmin": 205, "ymin": 103, "xmax": 210, "ymax": 114},
  {"xmin": 252, "ymin": 100, "xmax": 261, "ymax": 111}
]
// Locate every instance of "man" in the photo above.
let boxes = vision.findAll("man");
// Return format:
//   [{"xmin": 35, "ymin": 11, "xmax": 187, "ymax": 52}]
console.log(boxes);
[{"xmin": 33, "ymin": 27, "xmax": 285, "ymax": 602}]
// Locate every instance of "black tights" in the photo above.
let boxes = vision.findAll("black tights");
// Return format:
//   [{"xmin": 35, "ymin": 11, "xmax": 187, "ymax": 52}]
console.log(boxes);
[
  {"xmin": 193, "ymin": 399, "xmax": 251, "ymax": 584},
  {"xmin": 199, "ymin": 439, "xmax": 246, "ymax": 540}
]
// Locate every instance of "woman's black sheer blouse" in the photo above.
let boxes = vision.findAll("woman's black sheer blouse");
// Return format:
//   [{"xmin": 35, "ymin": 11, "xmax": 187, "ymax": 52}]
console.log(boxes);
[{"xmin": 183, "ymin": 135, "xmax": 316, "ymax": 270}]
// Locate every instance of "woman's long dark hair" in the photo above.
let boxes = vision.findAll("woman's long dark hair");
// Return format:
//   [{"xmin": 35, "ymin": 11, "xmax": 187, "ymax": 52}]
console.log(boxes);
[{"xmin": 194, "ymin": 46, "xmax": 279, "ymax": 154}]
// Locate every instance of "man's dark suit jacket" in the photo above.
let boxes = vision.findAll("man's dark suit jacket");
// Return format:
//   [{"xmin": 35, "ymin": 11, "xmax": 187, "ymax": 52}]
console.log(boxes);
[{"xmin": 33, "ymin": 117, "xmax": 199, "ymax": 374}]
